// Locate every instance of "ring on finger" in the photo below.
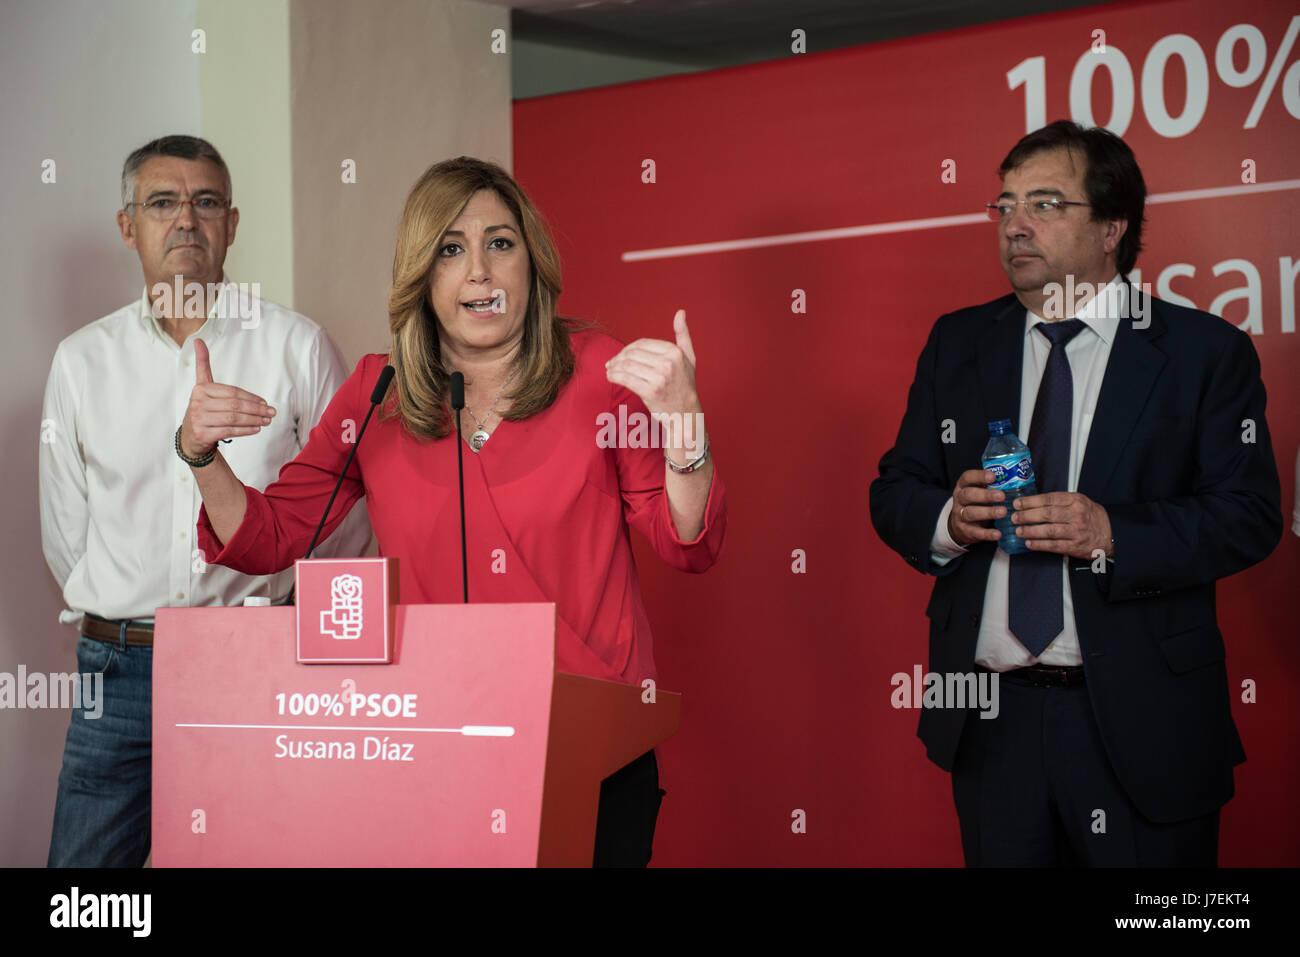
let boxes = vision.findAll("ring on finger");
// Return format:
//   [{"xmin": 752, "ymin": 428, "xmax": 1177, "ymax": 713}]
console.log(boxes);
[{"xmin": 960, "ymin": 505, "xmax": 967, "ymax": 522}]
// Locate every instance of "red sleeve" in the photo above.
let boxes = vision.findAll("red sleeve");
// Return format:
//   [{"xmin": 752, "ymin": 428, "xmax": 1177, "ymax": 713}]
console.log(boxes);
[
  {"xmin": 197, "ymin": 355, "xmax": 377, "ymax": 574},
  {"xmin": 600, "ymin": 338, "xmax": 727, "ymax": 572}
]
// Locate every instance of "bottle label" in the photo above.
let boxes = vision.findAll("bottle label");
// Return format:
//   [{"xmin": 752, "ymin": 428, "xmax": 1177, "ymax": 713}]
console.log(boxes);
[{"xmin": 984, "ymin": 452, "xmax": 1034, "ymax": 491}]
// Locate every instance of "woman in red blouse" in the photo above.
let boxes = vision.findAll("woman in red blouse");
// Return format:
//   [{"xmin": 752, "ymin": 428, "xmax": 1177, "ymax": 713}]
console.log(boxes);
[{"xmin": 177, "ymin": 156, "xmax": 727, "ymax": 866}]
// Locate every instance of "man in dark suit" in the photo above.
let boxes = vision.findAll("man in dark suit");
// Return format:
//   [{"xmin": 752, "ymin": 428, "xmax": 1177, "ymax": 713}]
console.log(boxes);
[{"xmin": 869, "ymin": 120, "xmax": 1282, "ymax": 866}]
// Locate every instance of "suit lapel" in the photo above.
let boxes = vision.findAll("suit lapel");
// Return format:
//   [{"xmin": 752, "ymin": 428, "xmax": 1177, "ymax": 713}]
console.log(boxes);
[
  {"xmin": 976, "ymin": 296, "xmax": 1027, "ymax": 437},
  {"xmin": 1077, "ymin": 290, "xmax": 1168, "ymax": 500},
  {"xmin": 976, "ymin": 288, "xmax": 1170, "ymax": 502}
]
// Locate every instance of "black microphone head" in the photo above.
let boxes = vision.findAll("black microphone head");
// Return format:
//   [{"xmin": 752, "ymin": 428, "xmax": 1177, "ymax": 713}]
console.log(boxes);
[
  {"xmin": 370, "ymin": 365, "xmax": 395, "ymax": 405},
  {"xmin": 450, "ymin": 371, "xmax": 465, "ymax": 410}
]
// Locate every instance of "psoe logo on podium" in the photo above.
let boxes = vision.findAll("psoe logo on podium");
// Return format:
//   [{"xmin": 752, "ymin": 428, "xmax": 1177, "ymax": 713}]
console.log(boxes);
[{"xmin": 295, "ymin": 558, "xmax": 398, "ymax": 664}]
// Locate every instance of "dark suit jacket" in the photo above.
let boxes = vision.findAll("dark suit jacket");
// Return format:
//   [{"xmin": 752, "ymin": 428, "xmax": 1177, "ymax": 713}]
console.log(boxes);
[{"xmin": 869, "ymin": 290, "xmax": 1283, "ymax": 823}]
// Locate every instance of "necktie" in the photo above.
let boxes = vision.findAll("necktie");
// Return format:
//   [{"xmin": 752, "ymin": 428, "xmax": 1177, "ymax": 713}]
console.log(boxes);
[{"xmin": 1009, "ymin": 318, "xmax": 1086, "ymax": 657}]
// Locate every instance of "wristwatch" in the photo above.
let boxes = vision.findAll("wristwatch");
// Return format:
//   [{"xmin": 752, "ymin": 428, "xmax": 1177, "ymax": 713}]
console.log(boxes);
[{"xmin": 665, "ymin": 435, "xmax": 710, "ymax": 474}]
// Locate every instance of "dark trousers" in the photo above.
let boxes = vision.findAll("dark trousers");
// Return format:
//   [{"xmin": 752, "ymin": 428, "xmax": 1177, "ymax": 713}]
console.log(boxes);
[
  {"xmin": 592, "ymin": 749, "xmax": 665, "ymax": 867},
  {"xmin": 951, "ymin": 676, "xmax": 1219, "ymax": 866}
]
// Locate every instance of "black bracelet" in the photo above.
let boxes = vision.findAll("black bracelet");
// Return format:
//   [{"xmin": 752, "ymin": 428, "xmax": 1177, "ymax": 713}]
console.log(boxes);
[{"xmin": 174, "ymin": 425, "xmax": 217, "ymax": 468}]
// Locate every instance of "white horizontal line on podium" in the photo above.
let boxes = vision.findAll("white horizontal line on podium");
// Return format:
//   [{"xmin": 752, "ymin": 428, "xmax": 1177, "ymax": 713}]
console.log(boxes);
[{"xmin": 175, "ymin": 723, "xmax": 515, "ymax": 736}]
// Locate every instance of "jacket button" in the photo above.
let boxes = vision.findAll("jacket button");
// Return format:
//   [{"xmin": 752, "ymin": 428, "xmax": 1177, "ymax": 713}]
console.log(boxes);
[{"xmin": 969, "ymin": 613, "xmax": 980, "ymax": 626}]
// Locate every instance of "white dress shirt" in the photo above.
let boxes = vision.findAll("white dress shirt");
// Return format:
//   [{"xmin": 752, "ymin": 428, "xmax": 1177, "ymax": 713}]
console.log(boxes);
[
  {"xmin": 1292, "ymin": 444, "xmax": 1300, "ymax": 538},
  {"xmin": 929, "ymin": 275, "xmax": 1128, "ymax": 670},
  {"xmin": 39, "ymin": 280, "xmax": 372, "ymax": 626}
]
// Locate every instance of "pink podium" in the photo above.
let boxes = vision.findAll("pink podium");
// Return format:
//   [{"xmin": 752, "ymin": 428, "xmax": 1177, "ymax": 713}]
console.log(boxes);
[{"xmin": 152, "ymin": 602, "xmax": 680, "ymax": 866}]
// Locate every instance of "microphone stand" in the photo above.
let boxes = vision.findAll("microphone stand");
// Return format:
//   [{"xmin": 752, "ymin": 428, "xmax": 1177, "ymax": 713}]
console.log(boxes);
[
  {"xmin": 451, "ymin": 372, "xmax": 468, "ymax": 603},
  {"xmin": 279, "ymin": 365, "xmax": 395, "ymax": 606}
]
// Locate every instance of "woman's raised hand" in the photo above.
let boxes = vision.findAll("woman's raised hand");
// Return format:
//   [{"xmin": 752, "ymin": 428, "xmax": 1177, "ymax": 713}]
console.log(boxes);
[
  {"xmin": 604, "ymin": 309, "xmax": 702, "ymax": 421},
  {"xmin": 179, "ymin": 338, "xmax": 276, "ymax": 459}
]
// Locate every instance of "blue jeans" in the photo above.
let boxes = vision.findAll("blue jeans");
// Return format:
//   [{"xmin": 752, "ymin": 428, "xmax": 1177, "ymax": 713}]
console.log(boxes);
[{"xmin": 47, "ymin": 635, "xmax": 152, "ymax": 867}]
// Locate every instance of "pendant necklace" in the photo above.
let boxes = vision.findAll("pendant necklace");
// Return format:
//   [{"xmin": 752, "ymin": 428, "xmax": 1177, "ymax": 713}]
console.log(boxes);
[{"xmin": 463, "ymin": 374, "xmax": 512, "ymax": 453}]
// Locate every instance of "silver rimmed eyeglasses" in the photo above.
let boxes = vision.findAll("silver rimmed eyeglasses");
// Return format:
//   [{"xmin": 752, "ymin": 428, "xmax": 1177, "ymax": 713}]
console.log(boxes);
[
  {"xmin": 985, "ymin": 198, "xmax": 1090, "ymax": 222},
  {"xmin": 124, "ymin": 196, "xmax": 231, "ymax": 221}
]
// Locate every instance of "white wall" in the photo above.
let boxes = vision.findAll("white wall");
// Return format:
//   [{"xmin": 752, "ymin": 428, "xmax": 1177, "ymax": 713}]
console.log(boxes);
[
  {"xmin": 0, "ymin": 0, "xmax": 510, "ymax": 867},
  {"xmin": 197, "ymin": 0, "xmax": 296, "ymax": 309},
  {"xmin": 289, "ymin": 0, "xmax": 512, "ymax": 368},
  {"xmin": 0, "ymin": 0, "xmax": 201, "ymax": 867}
]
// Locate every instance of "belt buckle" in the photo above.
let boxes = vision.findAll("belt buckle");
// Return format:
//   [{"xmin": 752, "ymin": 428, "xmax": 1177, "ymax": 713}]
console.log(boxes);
[{"xmin": 1041, "ymin": 665, "xmax": 1080, "ymax": 687}]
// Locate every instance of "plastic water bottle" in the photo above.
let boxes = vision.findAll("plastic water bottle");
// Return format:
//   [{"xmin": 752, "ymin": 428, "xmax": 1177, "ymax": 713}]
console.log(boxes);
[{"xmin": 982, "ymin": 419, "xmax": 1036, "ymax": 555}]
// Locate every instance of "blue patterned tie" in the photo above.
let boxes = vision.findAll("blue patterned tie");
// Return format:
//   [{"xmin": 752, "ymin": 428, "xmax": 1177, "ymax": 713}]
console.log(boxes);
[{"xmin": 1009, "ymin": 318, "xmax": 1086, "ymax": 657}]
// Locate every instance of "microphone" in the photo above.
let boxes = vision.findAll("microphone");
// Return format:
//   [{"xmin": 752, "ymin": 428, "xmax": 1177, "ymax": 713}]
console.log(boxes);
[
  {"xmin": 279, "ymin": 364, "xmax": 395, "ymax": 606},
  {"xmin": 450, "ymin": 371, "xmax": 468, "ymax": 603},
  {"xmin": 369, "ymin": 365, "xmax": 398, "ymax": 406}
]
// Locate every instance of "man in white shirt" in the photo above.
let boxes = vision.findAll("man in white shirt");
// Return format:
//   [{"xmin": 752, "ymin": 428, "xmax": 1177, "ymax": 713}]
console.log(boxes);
[
  {"xmin": 870, "ymin": 121, "xmax": 1282, "ymax": 866},
  {"xmin": 39, "ymin": 134, "xmax": 371, "ymax": 867}
]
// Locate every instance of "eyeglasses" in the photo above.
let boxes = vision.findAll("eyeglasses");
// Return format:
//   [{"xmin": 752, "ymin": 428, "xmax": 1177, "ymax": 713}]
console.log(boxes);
[
  {"xmin": 124, "ymin": 196, "xmax": 231, "ymax": 221},
  {"xmin": 985, "ymin": 198, "xmax": 1090, "ymax": 222}
]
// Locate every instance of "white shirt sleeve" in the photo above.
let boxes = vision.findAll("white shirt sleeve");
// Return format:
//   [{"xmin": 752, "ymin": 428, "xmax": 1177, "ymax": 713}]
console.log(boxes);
[
  {"xmin": 38, "ymin": 345, "xmax": 88, "ymax": 590},
  {"xmin": 1293, "ymin": 443, "xmax": 1300, "ymax": 538},
  {"xmin": 296, "ymin": 328, "xmax": 373, "ymax": 558},
  {"xmin": 929, "ymin": 497, "xmax": 969, "ymax": 566}
]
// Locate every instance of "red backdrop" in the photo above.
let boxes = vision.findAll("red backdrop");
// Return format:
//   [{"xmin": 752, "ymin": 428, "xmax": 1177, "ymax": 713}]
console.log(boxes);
[{"xmin": 514, "ymin": 0, "xmax": 1300, "ymax": 865}]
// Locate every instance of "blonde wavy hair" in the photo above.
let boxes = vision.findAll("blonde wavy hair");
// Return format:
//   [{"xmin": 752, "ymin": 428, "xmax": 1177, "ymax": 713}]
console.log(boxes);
[{"xmin": 384, "ymin": 156, "xmax": 579, "ymax": 439}]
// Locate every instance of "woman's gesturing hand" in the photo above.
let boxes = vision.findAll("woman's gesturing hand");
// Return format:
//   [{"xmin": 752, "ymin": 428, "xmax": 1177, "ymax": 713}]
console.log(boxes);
[
  {"xmin": 604, "ymin": 309, "xmax": 702, "ymax": 421},
  {"xmin": 179, "ymin": 338, "xmax": 277, "ymax": 460}
]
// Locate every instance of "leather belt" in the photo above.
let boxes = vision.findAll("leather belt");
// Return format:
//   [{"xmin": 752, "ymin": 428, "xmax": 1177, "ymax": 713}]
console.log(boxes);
[
  {"xmin": 82, "ymin": 613, "xmax": 154, "ymax": 648},
  {"xmin": 990, "ymin": 663, "xmax": 1086, "ymax": 688}
]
